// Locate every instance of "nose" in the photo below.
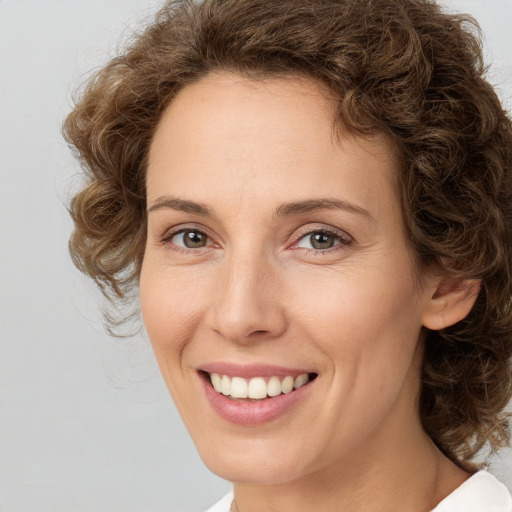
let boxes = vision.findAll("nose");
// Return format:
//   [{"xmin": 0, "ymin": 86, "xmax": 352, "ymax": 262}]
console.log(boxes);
[{"xmin": 206, "ymin": 248, "xmax": 287, "ymax": 344}]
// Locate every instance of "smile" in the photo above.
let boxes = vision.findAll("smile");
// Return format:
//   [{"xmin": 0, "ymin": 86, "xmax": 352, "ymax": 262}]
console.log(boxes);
[
  {"xmin": 208, "ymin": 373, "xmax": 313, "ymax": 400},
  {"xmin": 199, "ymin": 366, "xmax": 318, "ymax": 425}
]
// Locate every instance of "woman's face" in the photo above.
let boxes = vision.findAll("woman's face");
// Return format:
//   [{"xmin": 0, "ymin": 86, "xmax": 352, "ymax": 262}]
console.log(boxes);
[{"xmin": 140, "ymin": 72, "xmax": 438, "ymax": 484}]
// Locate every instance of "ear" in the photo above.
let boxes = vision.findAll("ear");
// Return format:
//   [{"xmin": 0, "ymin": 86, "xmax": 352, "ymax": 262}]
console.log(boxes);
[{"xmin": 422, "ymin": 277, "xmax": 481, "ymax": 331}]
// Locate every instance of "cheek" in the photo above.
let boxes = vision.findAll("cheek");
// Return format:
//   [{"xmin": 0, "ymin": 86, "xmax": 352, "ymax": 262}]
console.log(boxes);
[
  {"xmin": 139, "ymin": 261, "xmax": 211, "ymax": 424},
  {"xmin": 299, "ymin": 264, "xmax": 420, "ymax": 331},
  {"xmin": 139, "ymin": 262, "xmax": 204, "ymax": 362},
  {"xmin": 292, "ymin": 264, "xmax": 423, "ymax": 382},
  {"xmin": 291, "ymin": 269, "xmax": 424, "ymax": 444}
]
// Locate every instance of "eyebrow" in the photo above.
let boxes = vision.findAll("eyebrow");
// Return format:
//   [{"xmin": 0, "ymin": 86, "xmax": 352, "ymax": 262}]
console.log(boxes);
[
  {"xmin": 274, "ymin": 198, "xmax": 374, "ymax": 221},
  {"xmin": 147, "ymin": 196, "xmax": 213, "ymax": 216},
  {"xmin": 147, "ymin": 195, "xmax": 374, "ymax": 221}
]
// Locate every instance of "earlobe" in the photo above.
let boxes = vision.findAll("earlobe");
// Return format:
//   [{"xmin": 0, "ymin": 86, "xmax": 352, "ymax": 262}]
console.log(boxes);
[{"xmin": 422, "ymin": 277, "xmax": 481, "ymax": 331}]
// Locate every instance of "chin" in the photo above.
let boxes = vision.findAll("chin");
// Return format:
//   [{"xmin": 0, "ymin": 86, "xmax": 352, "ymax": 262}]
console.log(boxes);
[{"xmin": 199, "ymin": 445, "xmax": 312, "ymax": 484}]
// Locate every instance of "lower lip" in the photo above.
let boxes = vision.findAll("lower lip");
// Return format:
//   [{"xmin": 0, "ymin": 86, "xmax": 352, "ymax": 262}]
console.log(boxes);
[{"xmin": 201, "ymin": 375, "xmax": 313, "ymax": 426}]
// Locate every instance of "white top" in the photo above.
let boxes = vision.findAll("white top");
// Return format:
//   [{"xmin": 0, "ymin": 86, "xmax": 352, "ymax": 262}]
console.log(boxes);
[
  {"xmin": 203, "ymin": 471, "xmax": 511, "ymax": 512},
  {"xmin": 431, "ymin": 471, "xmax": 511, "ymax": 512}
]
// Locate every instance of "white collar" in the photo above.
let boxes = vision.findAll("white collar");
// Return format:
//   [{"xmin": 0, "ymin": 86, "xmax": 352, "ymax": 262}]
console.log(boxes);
[{"xmin": 432, "ymin": 470, "xmax": 511, "ymax": 512}]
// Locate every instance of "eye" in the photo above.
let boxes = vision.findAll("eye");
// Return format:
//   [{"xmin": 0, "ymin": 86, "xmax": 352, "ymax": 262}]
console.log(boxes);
[
  {"xmin": 295, "ymin": 229, "xmax": 349, "ymax": 250},
  {"xmin": 166, "ymin": 229, "xmax": 210, "ymax": 249}
]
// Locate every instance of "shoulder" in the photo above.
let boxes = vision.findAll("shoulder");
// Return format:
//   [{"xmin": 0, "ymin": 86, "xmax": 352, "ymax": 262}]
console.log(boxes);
[
  {"xmin": 202, "ymin": 491, "xmax": 234, "ymax": 512},
  {"xmin": 432, "ymin": 470, "xmax": 512, "ymax": 512}
]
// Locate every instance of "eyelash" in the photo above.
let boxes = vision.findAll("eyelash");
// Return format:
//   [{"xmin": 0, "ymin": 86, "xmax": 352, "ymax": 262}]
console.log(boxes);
[{"xmin": 160, "ymin": 225, "xmax": 354, "ymax": 254}]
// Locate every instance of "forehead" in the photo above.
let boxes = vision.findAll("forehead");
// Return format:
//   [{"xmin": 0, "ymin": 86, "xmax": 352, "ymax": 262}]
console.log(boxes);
[
  {"xmin": 150, "ymin": 72, "xmax": 339, "ymax": 163},
  {"xmin": 147, "ymin": 72, "xmax": 398, "ymax": 217}
]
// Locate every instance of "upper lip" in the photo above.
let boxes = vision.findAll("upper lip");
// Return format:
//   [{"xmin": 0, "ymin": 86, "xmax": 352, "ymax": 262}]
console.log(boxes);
[{"xmin": 199, "ymin": 362, "xmax": 315, "ymax": 379}]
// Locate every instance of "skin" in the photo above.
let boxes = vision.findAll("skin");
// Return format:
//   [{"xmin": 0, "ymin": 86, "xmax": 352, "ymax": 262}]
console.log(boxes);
[{"xmin": 140, "ymin": 72, "xmax": 478, "ymax": 511}]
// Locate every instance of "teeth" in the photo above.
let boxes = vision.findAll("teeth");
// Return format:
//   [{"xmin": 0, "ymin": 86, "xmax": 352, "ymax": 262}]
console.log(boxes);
[
  {"xmin": 231, "ymin": 377, "xmax": 248, "ymax": 398},
  {"xmin": 267, "ymin": 376, "xmax": 282, "ymax": 397},
  {"xmin": 208, "ymin": 373, "xmax": 311, "ymax": 399},
  {"xmin": 221, "ymin": 375, "xmax": 231, "ymax": 396},
  {"xmin": 248, "ymin": 377, "xmax": 267, "ymax": 399},
  {"xmin": 294, "ymin": 374, "xmax": 308, "ymax": 389},
  {"xmin": 281, "ymin": 376, "xmax": 294, "ymax": 394},
  {"xmin": 211, "ymin": 373, "xmax": 222, "ymax": 392}
]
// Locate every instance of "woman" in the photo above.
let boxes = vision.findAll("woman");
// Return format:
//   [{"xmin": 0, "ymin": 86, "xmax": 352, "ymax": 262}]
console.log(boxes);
[{"xmin": 64, "ymin": 0, "xmax": 512, "ymax": 510}]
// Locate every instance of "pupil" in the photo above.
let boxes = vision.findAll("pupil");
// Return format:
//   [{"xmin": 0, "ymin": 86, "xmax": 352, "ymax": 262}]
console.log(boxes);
[
  {"xmin": 311, "ymin": 232, "xmax": 334, "ymax": 249},
  {"xmin": 184, "ymin": 230, "xmax": 206, "ymax": 248}
]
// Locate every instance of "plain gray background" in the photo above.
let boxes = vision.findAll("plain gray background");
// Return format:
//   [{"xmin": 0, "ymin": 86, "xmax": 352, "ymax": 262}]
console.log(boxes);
[{"xmin": 1, "ymin": 1, "xmax": 511, "ymax": 511}]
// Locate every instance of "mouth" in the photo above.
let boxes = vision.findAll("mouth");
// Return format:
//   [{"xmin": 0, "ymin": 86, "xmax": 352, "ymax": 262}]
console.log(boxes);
[
  {"xmin": 198, "ymin": 366, "xmax": 318, "ymax": 425},
  {"xmin": 202, "ymin": 371, "xmax": 318, "ymax": 401}
]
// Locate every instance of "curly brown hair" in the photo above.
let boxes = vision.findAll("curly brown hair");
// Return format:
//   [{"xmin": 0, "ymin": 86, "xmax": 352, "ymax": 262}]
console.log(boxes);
[{"xmin": 63, "ymin": 0, "xmax": 512, "ymax": 466}]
